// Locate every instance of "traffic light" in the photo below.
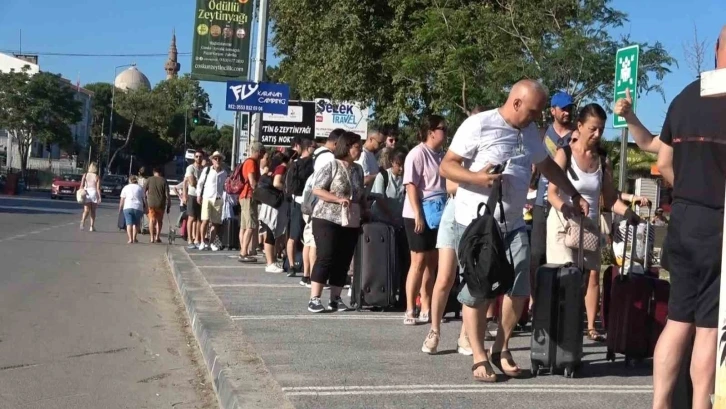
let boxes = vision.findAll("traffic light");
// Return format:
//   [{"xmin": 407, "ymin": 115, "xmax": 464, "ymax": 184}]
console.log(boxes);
[{"xmin": 192, "ymin": 109, "xmax": 200, "ymax": 125}]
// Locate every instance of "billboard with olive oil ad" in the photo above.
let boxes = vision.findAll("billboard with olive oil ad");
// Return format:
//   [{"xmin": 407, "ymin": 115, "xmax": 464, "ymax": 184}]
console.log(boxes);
[{"xmin": 191, "ymin": 0, "xmax": 253, "ymax": 82}]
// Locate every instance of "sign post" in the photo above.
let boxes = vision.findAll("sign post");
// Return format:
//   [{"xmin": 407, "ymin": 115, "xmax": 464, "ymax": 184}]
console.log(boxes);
[{"xmin": 613, "ymin": 44, "xmax": 639, "ymax": 191}]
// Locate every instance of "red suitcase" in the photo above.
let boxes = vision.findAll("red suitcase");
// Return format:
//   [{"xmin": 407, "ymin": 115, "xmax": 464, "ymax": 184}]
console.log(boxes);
[{"xmin": 605, "ymin": 221, "xmax": 670, "ymax": 365}]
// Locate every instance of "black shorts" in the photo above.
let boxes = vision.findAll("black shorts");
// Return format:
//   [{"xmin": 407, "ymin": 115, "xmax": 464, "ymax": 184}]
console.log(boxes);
[
  {"xmin": 261, "ymin": 222, "xmax": 276, "ymax": 245},
  {"xmin": 664, "ymin": 201, "xmax": 722, "ymax": 328},
  {"xmin": 186, "ymin": 195, "xmax": 201, "ymax": 219},
  {"xmin": 288, "ymin": 202, "xmax": 305, "ymax": 241},
  {"xmin": 403, "ymin": 217, "xmax": 438, "ymax": 252}
]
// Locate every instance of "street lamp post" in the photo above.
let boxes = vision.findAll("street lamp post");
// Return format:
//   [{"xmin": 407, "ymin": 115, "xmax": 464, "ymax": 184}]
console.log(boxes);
[{"xmin": 107, "ymin": 63, "xmax": 135, "ymax": 175}]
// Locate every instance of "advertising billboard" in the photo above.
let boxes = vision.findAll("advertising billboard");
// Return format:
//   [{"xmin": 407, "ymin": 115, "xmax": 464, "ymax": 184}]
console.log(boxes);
[
  {"xmin": 261, "ymin": 101, "xmax": 315, "ymax": 146},
  {"xmin": 314, "ymin": 99, "xmax": 369, "ymax": 139}
]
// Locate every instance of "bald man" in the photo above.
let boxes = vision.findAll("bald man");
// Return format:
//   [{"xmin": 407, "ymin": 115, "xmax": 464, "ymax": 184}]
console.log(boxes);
[
  {"xmin": 643, "ymin": 26, "xmax": 726, "ymax": 409},
  {"xmin": 439, "ymin": 79, "xmax": 589, "ymax": 382}
]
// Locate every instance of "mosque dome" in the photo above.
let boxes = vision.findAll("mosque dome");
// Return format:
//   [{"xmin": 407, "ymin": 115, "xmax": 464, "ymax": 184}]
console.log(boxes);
[{"xmin": 114, "ymin": 66, "xmax": 151, "ymax": 91}]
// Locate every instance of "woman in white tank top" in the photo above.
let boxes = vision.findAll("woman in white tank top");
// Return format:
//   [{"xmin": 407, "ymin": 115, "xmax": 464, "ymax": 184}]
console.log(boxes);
[
  {"xmin": 545, "ymin": 104, "xmax": 642, "ymax": 342},
  {"xmin": 80, "ymin": 162, "xmax": 101, "ymax": 231}
]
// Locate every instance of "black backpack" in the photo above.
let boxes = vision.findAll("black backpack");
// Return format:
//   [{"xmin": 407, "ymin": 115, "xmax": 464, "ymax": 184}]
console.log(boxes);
[
  {"xmin": 285, "ymin": 156, "xmax": 314, "ymax": 197},
  {"xmin": 457, "ymin": 180, "xmax": 515, "ymax": 300}
]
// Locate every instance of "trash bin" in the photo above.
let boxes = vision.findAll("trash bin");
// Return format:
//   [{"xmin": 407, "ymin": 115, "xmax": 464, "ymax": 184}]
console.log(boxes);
[{"xmin": 3, "ymin": 172, "xmax": 19, "ymax": 195}]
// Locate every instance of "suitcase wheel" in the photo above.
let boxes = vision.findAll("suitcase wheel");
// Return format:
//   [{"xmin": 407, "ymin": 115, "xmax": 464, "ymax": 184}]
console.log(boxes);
[{"xmin": 531, "ymin": 362, "xmax": 540, "ymax": 378}]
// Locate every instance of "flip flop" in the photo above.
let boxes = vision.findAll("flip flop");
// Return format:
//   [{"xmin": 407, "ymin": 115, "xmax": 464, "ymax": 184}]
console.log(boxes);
[
  {"xmin": 490, "ymin": 350, "xmax": 524, "ymax": 378},
  {"xmin": 472, "ymin": 360, "xmax": 497, "ymax": 383}
]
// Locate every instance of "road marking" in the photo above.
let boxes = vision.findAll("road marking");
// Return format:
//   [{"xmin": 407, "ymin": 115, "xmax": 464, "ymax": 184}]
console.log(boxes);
[
  {"xmin": 285, "ymin": 388, "xmax": 651, "ymax": 397},
  {"xmin": 231, "ymin": 315, "xmax": 400, "ymax": 321},
  {"xmin": 195, "ymin": 265, "xmax": 262, "ymax": 269},
  {"xmin": 282, "ymin": 384, "xmax": 652, "ymax": 392},
  {"xmin": 0, "ymin": 221, "xmax": 79, "ymax": 242},
  {"xmin": 211, "ymin": 284, "xmax": 304, "ymax": 288},
  {"xmin": 187, "ymin": 252, "xmax": 244, "ymax": 257},
  {"xmin": 0, "ymin": 205, "xmax": 77, "ymax": 214}
]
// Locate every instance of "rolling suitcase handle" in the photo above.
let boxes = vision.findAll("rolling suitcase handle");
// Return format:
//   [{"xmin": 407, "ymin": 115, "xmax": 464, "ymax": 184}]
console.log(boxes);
[{"xmin": 621, "ymin": 219, "xmax": 639, "ymax": 276}]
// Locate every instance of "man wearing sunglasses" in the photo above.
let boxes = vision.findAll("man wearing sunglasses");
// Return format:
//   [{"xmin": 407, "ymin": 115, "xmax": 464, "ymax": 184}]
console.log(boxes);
[{"xmin": 183, "ymin": 149, "xmax": 206, "ymax": 249}]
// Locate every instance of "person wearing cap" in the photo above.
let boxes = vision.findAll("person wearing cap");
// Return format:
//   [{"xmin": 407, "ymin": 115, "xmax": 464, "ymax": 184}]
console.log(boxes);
[
  {"xmin": 651, "ymin": 208, "xmax": 669, "ymax": 226},
  {"xmin": 239, "ymin": 142, "xmax": 265, "ymax": 262},
  {"xmin": 529, "ymin": 91, "xmax": 576, "ymax": 295},
  {"xmin": 197, "ymin": 151, "xmax": 228, "ymax": 251}
]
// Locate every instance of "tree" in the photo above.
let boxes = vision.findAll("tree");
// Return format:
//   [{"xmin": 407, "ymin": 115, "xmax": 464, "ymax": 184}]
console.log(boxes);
[
  {"xmin": 683, "ymin": 23, "xmax": 708, "ymax": 78},
  {"xmin": 601, "ymin": 139, "xmax": 657, "ymax": 187},
  {"xmin": 153, "ymin": 75, "xmax": 212, "ymax": 148},
  {"xmin": 270, "ymin": 0, "xmax": 675, "ymax": 128},
  {"xmin": 108, "ymin": 87, "xmax": 156, "ymax": 172},
  {"xmin": 218, "ymin": 125, "xmax": 234, "ymax": 158},
  {"xmin": 189, "ymin": 125, "xmax": 221, "ymax": 154},
  {"xmin": 0, "ymin": 68, "xmax": 81, "ymax": 173},
  {"xmin": 84, "ymin": 82, "xmax": 114, "ymax": 165}
]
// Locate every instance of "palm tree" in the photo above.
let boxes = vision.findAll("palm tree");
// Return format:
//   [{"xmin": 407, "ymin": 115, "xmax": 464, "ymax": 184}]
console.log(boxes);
[{"xmin": 601, "ymin": 139, "xmax": 657, "ymax": 187}]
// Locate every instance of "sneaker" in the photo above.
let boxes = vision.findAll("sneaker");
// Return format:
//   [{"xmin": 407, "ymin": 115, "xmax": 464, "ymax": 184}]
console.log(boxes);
[
  {"xmin": 457, "ymin": 335, "xmax": 473, "ymax": 356},
  {"xmin": 299, "ymin": 277, "xmax": 310, "ymax": 287},
  {"xmin": 308, "ymin": 297, "xmax": 325, "ymax": 313},
  {"xmin": 421, "ymin": 329, "xmax": 440, "ymax": 354},
  {"xmin": 265, "ymin": 264, "xmax": 284, "ymax": 274},
  {"xmin": 328, "ymin": 296, "xmax": 349, "ymax": 312},
  {"xmin": 305, "ymin": 279, "xmax": 312, "ymax": 289},
  {"xmin": 187, "ymin": 243, "xmax": 197, "ymax": 250},
  {"xmin": 417, "ymin": 311, "xmax": 431, "ymax": 324},
  {"xmin": 485, "ymin": 318, "xmax": 498, "ymax": 341},
  {"xmin": 210, "ymin": 243, "xmax": 220, "ymax": 252},
  {"xmin": 287, "ymin": 266, "xmax": 298, "ymax": 278},
  {"xmin": 198, "ymin": 242, "xmax": 208, "ymax": 251}
]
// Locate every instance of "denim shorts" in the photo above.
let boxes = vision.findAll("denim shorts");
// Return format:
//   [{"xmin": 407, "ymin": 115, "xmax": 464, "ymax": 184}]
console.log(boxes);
[
  {"xmin": 456, "ymin": 224, "xmax": 532, "ymax": 307},
  {"xmin": 435, "ymin": 198, "xmax": 457, "ymax": 250},
  {"xmin": 123, "ymin": 208, "xmax": 143, "ymax": 226}
]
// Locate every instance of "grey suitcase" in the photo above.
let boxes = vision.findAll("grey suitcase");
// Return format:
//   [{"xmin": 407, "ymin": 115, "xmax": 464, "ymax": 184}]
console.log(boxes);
[{"xmin": 352, "ymin": 222, "xmax": 399, "ymax": 310}]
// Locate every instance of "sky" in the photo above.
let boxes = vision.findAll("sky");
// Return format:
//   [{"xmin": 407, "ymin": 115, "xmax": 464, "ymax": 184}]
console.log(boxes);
[{"xmin": 0, "ymin": 0, "xmax": 723, "ymax": 138}]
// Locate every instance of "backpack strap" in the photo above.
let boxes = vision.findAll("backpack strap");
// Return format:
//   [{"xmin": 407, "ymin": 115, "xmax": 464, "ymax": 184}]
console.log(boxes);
[
  {"xmin": 380, "ymin": 168, "xmax": 389, "ymax": 197},
  {"xmin": 564, "ymin": 144, "xmax": 608, "ymax": 185},
  {"xmin": 199, "ymin": 166, "xmax": 211, "ymax": 198}
]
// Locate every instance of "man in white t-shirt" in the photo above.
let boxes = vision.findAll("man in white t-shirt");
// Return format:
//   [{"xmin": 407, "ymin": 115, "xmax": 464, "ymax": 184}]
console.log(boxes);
[
  {"xmin": 440, "ymin": 79, "xmax": 588, "ymax": 382},
  {"xmin": 355, "ymin": 128, "xmax": 386, "ymax": 191},
  {"xmin": 197, "ymin": 151, "xmax": 228, "ymax": 251}
]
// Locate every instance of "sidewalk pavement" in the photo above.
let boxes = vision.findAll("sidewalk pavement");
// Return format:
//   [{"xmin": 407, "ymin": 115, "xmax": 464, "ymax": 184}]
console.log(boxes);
[{"xmin": 168, "ymin": 246, "xmax": 656, "ymax": 409}]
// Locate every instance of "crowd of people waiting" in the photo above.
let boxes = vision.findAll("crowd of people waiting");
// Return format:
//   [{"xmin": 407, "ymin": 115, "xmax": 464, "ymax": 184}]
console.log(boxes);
[{"xmin": 175, "ymin": 29, "xmax": 726, "ymax": 407}]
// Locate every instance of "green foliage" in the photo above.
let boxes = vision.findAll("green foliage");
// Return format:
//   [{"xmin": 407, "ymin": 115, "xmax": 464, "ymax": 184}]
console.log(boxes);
[
  {"xmin": 217, "ymin": 125, "xmax": 234, "ymax": 157},
  {"xmin": 270, "ymin": 0, "xmax": 675, "ymax": 129},
  {"xmin": 0, "ymin": 68, "xmax": 82, "ymax": 172},
  {"xmin": 601, "ymin": 139, "xmax": 657, "ymax": 187}
]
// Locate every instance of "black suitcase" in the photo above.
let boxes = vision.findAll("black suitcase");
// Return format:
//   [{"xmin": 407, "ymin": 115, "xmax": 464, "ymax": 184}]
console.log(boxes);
[
  {"xmin": 221, "ymin": 218, "xmax": 240, "ymax": 250},
  {"xmin": 352, "ymin": 222, "xmax": 399, "ymax": 310},
  {"xmin": 530, "ymin": 217, "xmax": 586, "ymax": 378}
]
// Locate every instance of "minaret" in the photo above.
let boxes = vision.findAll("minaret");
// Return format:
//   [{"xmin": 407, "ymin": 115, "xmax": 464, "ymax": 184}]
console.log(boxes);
[{"xmin": 165, "ymin": 29, "xmax": 181, "ymax": 79}]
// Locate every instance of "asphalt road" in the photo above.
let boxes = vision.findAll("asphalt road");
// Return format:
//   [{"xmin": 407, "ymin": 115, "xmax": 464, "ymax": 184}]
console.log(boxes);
[
  {"xmin": 185, "ymin": 247, "xmax": 656, "ymax": 409},
  {"xmin": 0, "ymin": 193, "xmax": 216, "ymax": 409}
]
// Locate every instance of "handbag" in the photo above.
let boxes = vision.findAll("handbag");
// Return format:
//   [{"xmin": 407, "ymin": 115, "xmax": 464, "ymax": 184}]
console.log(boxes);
[
  {"xmin": 422, "ymin": 193, "xmax": 447, "ymax": 229},
  {"xmin": 76, "ymin": 188, "xmax": 87, "ymax": 204},
  {"xmin": 341, "ymin": 203, "xmax": 361, "ymax": 228},
  {"xmin": 563, "ymin": 215, "xmax": 600, "ymax": 252},
  {"xmin": 252, "ymin": 185, "xmax": 284, "ymax": 208}
]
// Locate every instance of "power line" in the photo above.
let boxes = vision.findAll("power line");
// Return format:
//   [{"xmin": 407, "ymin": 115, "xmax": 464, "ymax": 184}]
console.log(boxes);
[{"xmin": 0, "ymin": 50, "xmax": 191, "ymax": 58}]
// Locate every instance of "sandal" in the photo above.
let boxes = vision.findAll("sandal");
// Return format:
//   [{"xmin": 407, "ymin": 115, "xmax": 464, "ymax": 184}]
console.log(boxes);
[
  {"xmin": 490, "ymin": 350, "xmax": 524, "ymax": 378},
  {"xmin": 403, "ymin": 311, "xmax": 417, "ymax": 326},
  {"xmin": 472, "ymin": 359, "xmax": 497, "ymax": 383},
  {"xmin": 587, "ymin": 328, "xmax": 605, "ymax": 342}
]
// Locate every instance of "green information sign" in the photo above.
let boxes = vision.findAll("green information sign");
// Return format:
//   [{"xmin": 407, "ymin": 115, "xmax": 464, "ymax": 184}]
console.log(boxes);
[
  {"xmin": 613, "ymin": 44, "xmax": 640, "ymax": 128},
  {"xmin": 191, "ymin": 0, "xmax": 253, "ymax": 82}
]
